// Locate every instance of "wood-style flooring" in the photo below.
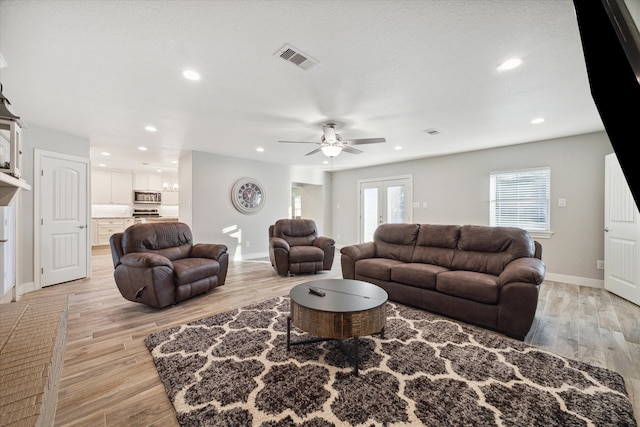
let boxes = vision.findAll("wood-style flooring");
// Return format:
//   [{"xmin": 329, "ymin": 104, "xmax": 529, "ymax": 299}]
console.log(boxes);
[{"xmin": 16, "ymin": 246, "xmax": 640, "ymax": 426}]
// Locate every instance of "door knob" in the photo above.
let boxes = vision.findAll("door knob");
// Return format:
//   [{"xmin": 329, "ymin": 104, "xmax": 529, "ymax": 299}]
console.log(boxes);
[
  {"xmin": 77, "ymin": 225, "xmax": 86, "ymax": 229},
  {"xmin": 604, "ymin": 227, "xmax": 609, "ymax": 232}
]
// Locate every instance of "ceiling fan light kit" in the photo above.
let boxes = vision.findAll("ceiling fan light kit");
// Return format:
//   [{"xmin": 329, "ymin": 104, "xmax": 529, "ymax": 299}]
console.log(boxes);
[
  {"xmin": 320, "ymin": 145, "xmax": 342, "ymax": 157},
  {"xmin": 278, "ymin": 123, "xmax": 386, "ymax": 158}
]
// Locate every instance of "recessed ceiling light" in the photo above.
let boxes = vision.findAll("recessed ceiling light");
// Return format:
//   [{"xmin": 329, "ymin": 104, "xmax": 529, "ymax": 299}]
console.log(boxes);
[
  {"xmin": 323, "ymin": 160, "xmax": 329, "ymax": 165},
  {"xmin": 156, "ymin": 169, "xmax": 163, "ymax": 173},
  {"xmin": 138, "ymin": 146, "xmax": 148, "ymax": 151},
  {"xmin": 531, "ymin": 117, "xmax": 545, "ymax": 124},
  {"xmin": 98, "ymin": 163, "xmax": 106, "ymax": 167},
  {"xmin": 497, "ymin": 58, "xmax": 522, "ymax": 71},
  {"xmin": 256, "ymin": 147, "xmax": 264, "ymax": 152},
  {"xmin": 183, "ymin": 69, "xmax": 201, "ymax": 81},
  {"xmin": 171, "ymin": 160, "xmax": 178, "ymax": 164},
  {"xmin": 145, "ymin": 125, "xmax": 158, "ymax": 132},
  {"xmin": 394, "ymin": 146, "xmax": 402, "ymax": 151},
  {"xmin": 101, "ymin": 152, "xmax": 110, "ymax": 156}
]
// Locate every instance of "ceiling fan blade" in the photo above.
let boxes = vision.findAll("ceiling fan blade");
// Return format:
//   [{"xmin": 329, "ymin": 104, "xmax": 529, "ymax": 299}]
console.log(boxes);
[
  {"xmin": 322, "ymin": 124, "xmax": 337, "ymax": 142},
  {"xmin": 342, "ymin": 146, "xmax": 363, "ymax": 154},
  {"xmin": 342, "ymin": 137, "xmax": 386, "ymax": 145},
  {"xmin": 278, "ymin": 140, "xmax": 319, "ymax": 144},
  {"xmin": 305, "ymin": 147, "xmax": 323, "ymax": 156}
]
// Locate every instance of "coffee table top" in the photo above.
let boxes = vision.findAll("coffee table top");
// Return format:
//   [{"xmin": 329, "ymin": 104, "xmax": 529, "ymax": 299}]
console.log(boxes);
[{"xmin": 290, "ymin": 279, "xmax": 388, "ymax": 313}]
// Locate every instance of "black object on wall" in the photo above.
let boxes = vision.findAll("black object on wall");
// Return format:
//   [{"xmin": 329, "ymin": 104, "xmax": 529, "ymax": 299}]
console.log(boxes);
[{"xmin": 573, "ymin": 0, "xmax": 640, "ymax": 209}]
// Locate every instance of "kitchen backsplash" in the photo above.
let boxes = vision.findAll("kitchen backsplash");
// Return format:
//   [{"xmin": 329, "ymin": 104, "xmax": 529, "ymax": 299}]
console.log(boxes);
[{"xmin": 92, "ymin": 204, "xmax": 179, "ymax": 218}]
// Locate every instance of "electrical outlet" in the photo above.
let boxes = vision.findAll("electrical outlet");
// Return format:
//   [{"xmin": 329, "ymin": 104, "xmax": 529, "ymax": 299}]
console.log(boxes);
[
  {"xmin": 597, "ymin": 260, "xmax": 605, "ymax": 270},
  {"xmin": 245, "ymin": 241, "xmax": 250, "ymax": 248},
  {"xmin": 558, "ymin": 198, "xmax": 567, "ymax": 207}
]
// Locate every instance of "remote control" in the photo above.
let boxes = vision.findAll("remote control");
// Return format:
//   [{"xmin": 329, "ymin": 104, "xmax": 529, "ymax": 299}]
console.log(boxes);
[{"xmin": 308, "ymin": 286, "xmax": 325, "ymax": 296}]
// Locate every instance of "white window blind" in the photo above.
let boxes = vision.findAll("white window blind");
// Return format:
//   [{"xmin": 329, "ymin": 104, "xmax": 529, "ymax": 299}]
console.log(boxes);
[{"xmin": 490, "ymin": 167, "xmax": 550, "ymax": 231}]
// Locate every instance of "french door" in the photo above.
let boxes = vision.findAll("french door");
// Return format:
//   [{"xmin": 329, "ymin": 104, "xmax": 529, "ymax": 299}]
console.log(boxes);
[{"xmin": 359, "ymin": 175, "xmax": 412, "ymax": 242}]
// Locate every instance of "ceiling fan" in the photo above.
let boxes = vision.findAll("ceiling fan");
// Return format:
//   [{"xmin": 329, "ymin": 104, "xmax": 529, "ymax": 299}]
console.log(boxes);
[{"xmin": 278, "ymin": 123, "xmax": 386, "ymax": 157}]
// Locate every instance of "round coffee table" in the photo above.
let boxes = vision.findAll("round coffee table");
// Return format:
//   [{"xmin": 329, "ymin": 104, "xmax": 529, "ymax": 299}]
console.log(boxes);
[{"xmin": 287, "ymin": 278, "xmax": 388, "ymax": 376}]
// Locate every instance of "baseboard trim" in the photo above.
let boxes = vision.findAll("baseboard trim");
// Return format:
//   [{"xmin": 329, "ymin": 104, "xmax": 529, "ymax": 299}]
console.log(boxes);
[
  {"xmin": 544, "ymin": 273, "xmax": 604, "ymax": 289},
  {"xmin": 241, "ymin": 251, "xmax": 269, "ymax": 260}
]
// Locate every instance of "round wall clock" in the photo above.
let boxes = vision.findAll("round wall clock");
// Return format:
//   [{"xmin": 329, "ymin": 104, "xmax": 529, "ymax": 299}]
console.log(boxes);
[{"xmin": 231, "ymin": 177, "xmax": 266, "ymax": 214}]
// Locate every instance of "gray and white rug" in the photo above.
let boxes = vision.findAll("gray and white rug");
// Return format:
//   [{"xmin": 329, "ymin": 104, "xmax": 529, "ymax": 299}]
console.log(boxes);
[{"xmin": 144, "ymin": 296, "xmax": 637, "ymax": 426}]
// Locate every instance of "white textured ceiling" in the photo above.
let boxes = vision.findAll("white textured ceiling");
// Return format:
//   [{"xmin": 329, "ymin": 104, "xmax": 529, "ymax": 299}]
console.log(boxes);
[{"xmin": 0, "ymin": 0, "xmax": 604, "ymax": 173}]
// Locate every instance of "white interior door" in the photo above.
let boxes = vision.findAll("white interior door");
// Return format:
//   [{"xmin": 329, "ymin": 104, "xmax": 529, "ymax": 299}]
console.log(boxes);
[
  {"xmin": 38, "ymin": 151, "xmax": 89, "ymax": 287},
  {"xmin": 359, "ymin": 176, "xmax": 412, "ymax": 242},
  {"xmin": 604, "ymin": 153, "xmax": 640, "ymax": 306}
]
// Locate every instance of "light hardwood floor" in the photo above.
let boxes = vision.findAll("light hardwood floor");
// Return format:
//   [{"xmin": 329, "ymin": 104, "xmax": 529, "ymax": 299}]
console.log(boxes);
[{"xmin": 17, "ymin": 247, "xmax": 640, "ymax": 426}]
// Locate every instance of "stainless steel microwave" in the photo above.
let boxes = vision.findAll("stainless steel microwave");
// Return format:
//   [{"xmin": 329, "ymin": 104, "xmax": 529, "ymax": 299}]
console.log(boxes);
[{"xmin": 133, "ymin": 190, "xmax": 162, "ymax": 204}]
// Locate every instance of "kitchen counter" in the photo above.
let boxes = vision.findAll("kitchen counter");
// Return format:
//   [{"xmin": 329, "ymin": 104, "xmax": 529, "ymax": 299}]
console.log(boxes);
[{"xmin": 135, "ymin": 217, "xmax": 179, "ymax": 223}]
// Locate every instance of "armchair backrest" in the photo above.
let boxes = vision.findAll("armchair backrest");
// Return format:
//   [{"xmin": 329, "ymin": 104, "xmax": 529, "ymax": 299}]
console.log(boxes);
[
  {"xmin": 272, "ymin": 219, "xmax": 318, "ymax": 246},
  {"xmin": 121, "ymin": 222, "xmax": 193, "ymax": 260}
]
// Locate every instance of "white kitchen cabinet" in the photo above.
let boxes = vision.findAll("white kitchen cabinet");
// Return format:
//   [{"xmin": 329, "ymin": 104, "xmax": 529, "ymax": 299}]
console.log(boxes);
[
  {"xmin": 93, "ymin": 218, "xmax": 132, "ymax": 246},
  {"xmin": 91, "ymin": 169, "xmax": 133, "ymax": 204},
  {"xmin": 91, "ymin": 219, "xmax": 98, "ymax": 246},
  {"xmin": 161, "ymin": 191, "xmax": 179, "ymax": 205},
  {"xmin": 91, "ymin": 170, "xmax": 112, "ymax": 204},
  {"xmin": 134, "ymin": 173, "xmax": 162, "ymax": 191},
  {"xmin": 111, "ymin": 171, "xmax": 133, "ymax": 204}
]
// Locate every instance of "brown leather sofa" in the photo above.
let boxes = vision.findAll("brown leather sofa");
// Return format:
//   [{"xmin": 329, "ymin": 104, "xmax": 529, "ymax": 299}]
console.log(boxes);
[
  {"xmin": 269, "ymin": 219, "xmax": 335, "ymax": 276},
  {"xmin": 340, "ymin": 223, "xmax": 545, "ymax": 339},
  {"xmin": 110, "ymin": 222, "xmax": 229, "ymax": 308}
]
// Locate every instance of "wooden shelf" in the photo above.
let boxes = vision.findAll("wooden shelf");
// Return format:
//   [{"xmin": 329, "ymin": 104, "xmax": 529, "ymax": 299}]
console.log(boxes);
[{"xmin": 0, "ymin": 172, "xmax": 30, "ymax": 206}]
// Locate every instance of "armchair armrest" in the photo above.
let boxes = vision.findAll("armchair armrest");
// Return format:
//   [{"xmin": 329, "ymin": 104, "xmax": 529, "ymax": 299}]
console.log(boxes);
[
  {"xmin": 191, "ymin": 243, "xmax": 228, "ymax": 260},
  {"xmin": 498, "ymin": 257, "xmax": 546, "ymax": 286},
  {"xmin": 340, "ymin": 242, "xmax": 376, "ymax": 261},
  {"xmin": 313, "ymin": 236, "xmax": 335, "ymax": 250},
  {"xmin": 270, "ymin": 237, "xmax": 290, "ymax": 252},
  {"xmin": 120, "ymin": 252, "xmax": 174, "ymax": 269}
]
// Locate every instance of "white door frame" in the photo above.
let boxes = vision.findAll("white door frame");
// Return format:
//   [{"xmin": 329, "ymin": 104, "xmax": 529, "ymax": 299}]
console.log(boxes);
[
  {"xmin": 34, "ymin": 149, "xmax": 91, "ymax": 290},
  {"xmin": 357, "ymin": 174, "xmax": 413, "ymax": 243}
]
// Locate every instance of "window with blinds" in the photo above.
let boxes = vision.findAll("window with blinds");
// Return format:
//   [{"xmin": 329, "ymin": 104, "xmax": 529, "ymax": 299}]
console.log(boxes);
[{"xmin": 490, "ymin": 167, "xmax": 550, "ymax": 231}]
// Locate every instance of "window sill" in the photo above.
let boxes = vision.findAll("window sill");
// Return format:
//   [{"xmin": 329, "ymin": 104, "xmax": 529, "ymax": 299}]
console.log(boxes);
[{"xmin": 529, "ymin": 231, "xmax": 553, "ymax": 239}]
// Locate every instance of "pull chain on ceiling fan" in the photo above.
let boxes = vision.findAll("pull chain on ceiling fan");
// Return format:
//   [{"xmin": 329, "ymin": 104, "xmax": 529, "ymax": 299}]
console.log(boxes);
[{"xmin": 278, "ymin": 123, "xmax": 386, "ymax": 157}]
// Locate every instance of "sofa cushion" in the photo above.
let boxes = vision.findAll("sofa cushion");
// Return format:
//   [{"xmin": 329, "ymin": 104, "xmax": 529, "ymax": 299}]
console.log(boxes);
[
  {"xmin": 374, "ymin": 223, "xmax": 420, "ymax": 262},
  {"xmin": 173, "ymin": 258, "xmax": 220, "ymax": 286},
  {"xmin": 273, "ymin": 219, "xmax": 318, "ymax": 247},
  {"xmin": 390, "ymin": 263, "xmax": 449, "ymax": 289},
  {"xmin": 289, "ymin": 246, "xmax": 324, "ymax": 263},
  {"xmin": 355, "ymin": 258, "xmax": 405, "ymax": 281},
  {"xmin": 436, "ymin": 270, "xmax": 499, "ymax": 304},
  {"xmin": 122, "ymin": 222, "xmax": 193, "ymax": 260},
  {"xmin": 452, "ymin": 225, "xmax": 535, "ymax": 276},
  {"xmin": 409, "ymin": 225, "xmax": 459, "ymax": 268}
]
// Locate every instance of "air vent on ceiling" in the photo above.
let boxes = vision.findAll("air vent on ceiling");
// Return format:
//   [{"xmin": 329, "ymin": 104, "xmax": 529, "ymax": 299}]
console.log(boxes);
[
  {"xmin": 275, "ymin": 44, "xmax": 318, "ymax": 71},
  {"xmin": 423, "ymin": 128, "xmax": 441, "ymax": 136}
]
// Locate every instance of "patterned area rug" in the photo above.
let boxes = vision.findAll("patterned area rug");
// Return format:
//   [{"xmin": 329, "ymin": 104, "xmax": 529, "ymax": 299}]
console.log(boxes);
[{"xmin": 145, "ymin": 296, "xmax": 637, "ymax": 426}]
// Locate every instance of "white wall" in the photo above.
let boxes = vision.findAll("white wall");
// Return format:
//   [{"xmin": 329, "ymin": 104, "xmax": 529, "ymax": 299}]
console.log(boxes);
[
  {"xmin": 178, "ymin": 150, "xmax": 193, "ymax": 227},
  {"xmin": 188, "ymin": 151, "xmax": 292, "ymax": 260},
  {"xmin": 332, "ymin": 131, "xmax": 613, "ymax": 283}
]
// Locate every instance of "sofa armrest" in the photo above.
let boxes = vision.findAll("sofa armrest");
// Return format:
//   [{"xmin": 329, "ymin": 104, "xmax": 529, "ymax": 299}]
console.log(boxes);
[
  {"xmin": 191, "ymin": 243, "xmax": 228, "ymax": 260},
  {"xmin": 340, "ymin": 242, "xmax": 376, "ymax": 261},
  {"xmin": 340, "ymin": 242, "xmax": 376, "ymax": 279},
  {"xmin": 498, "ymin": 257, "xmax": 546, "ymax": 286},
  {"xmin": 313, "ymin": 236, "xmax": 336, "ymax": 250},
  {"xmin": 270, "ymin": 237, "xmax": 290, "ymax": 252},
  {"xmin": 120, "ymin": 252, "xmax": 174, "ymax": 269}
]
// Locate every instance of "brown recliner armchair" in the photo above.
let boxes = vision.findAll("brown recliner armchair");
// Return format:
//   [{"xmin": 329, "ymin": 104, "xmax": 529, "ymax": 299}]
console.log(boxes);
[
  {"xmin": 269, "ymin": 218, "xmax": 335, "ymax": 276},
  {"xmin": 109, "ymin": 222, "xmax": 229, "ymax": 308}
]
